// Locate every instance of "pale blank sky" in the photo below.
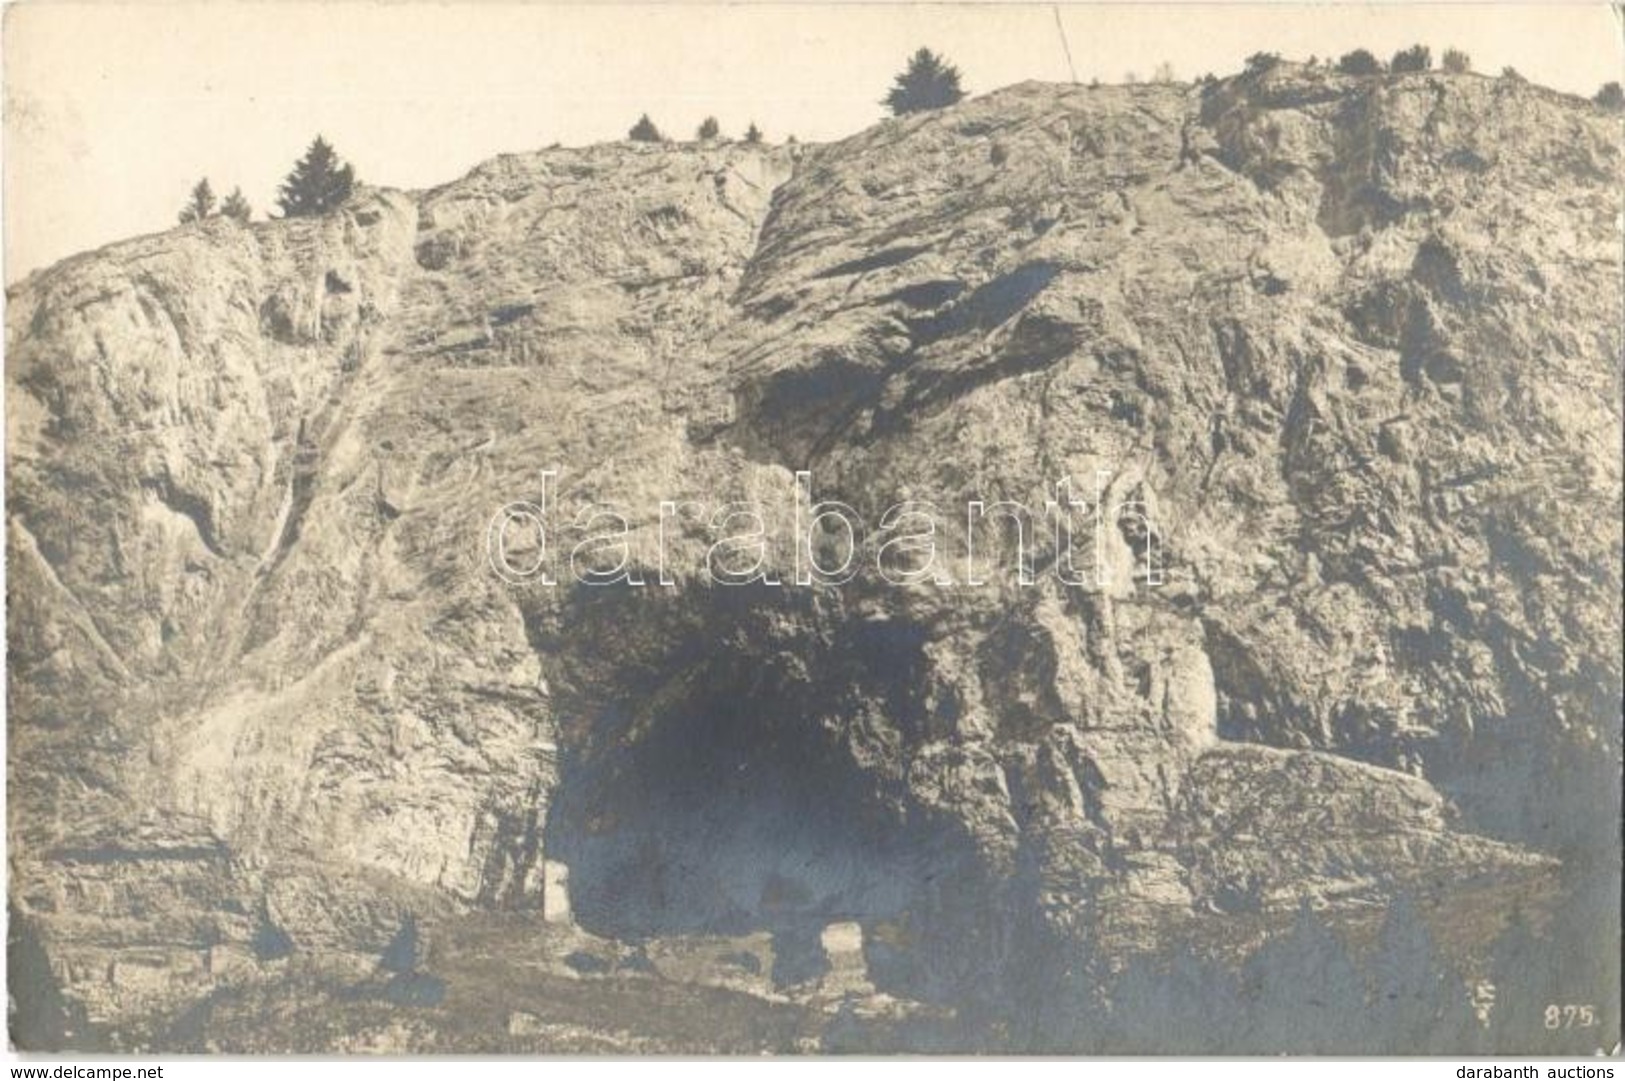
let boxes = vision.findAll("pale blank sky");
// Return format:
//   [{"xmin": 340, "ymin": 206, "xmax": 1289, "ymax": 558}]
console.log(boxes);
[{"xmin": 4, "ymin": 1, "xmax": 1622, "ymax": 282}]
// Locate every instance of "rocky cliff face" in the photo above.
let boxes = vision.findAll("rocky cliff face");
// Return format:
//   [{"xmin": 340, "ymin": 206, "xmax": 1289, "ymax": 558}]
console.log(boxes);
[{"xmin": 7, "ymin": 65, "xmax": 1621, "ymax": 1052}]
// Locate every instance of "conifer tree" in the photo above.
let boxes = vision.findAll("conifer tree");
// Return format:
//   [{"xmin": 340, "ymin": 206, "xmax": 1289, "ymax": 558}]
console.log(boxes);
[
  {"xmin": 220, "ymin": 187, "xmax": 253, "ymax": 223},
  {"xmin": 177, "ymin": 177, "xmax": 216, "ymax": 223},
  {"xmin": 276, "ymin": 136, "xmax": 356, "ymax": 218},
  {"xmin": 628, "ymin": 114, "xmax": 664, "ymax": 142},
  {"xmin": 883, "ymin": 48, "xmax": 965, "ymax": 115}
]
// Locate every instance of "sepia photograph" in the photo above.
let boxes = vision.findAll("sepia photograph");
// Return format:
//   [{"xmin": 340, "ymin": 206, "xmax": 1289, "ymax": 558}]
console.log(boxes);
[{"xmin": 2, "ymin": 0, "xmax": 1621, "ymax": 1064}]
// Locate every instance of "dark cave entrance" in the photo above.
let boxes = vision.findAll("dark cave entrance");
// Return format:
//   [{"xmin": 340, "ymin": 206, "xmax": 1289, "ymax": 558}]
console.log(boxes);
[{"xmin": 534, "ymin": 583, "xmax": 993, "ymax": 994}]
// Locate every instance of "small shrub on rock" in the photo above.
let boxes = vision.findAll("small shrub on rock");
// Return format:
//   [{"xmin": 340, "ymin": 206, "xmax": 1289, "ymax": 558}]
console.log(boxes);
[
  {"xmin": 1391, "ymin": 45, "xmax": 1432, "ymax": 73},
  {"xmin": 1244, "ymin": 52, "xmax": 1282, "ymax": 76},
  {"xmin": 1336, "ymin": 49, "xmax": 1383, "ymax": 76}
]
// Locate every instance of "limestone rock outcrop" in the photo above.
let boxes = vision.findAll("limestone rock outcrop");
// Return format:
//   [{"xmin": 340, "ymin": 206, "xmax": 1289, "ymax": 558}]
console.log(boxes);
[{"xmin": 7, "ymin": 66, "xmax": 1620, "ymax": 1050}]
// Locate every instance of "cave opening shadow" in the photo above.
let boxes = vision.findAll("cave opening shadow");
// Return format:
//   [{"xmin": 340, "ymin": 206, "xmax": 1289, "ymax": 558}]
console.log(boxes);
[
  {"xmin": 544, "ymin": 670, "xmax": 943, "ymax": 988},
  {"xmin": 535, "ymin": 582, "xmax": 1018, "ymax": 1007},
  {"xmin": 539, "ymin": 585, "xmax": 991, "ymax": 995}
]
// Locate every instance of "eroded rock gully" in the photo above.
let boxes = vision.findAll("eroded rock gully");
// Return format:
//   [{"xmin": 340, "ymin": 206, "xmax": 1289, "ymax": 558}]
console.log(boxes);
[{"xmin": 6, "ymin": 67, "xmax": 1620, "ymax": 1051}]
